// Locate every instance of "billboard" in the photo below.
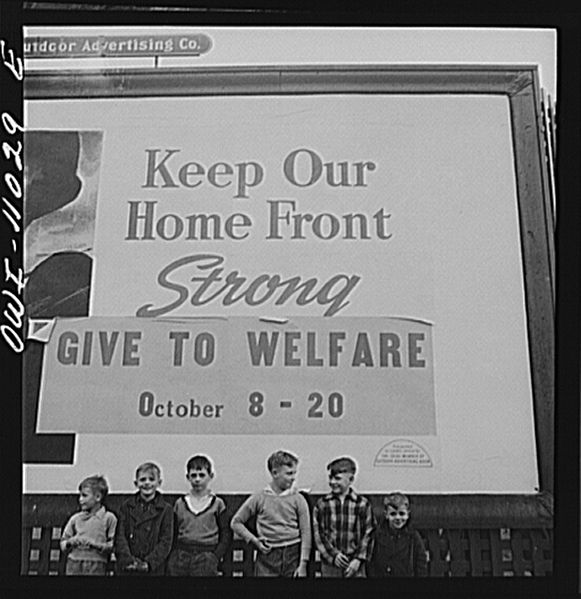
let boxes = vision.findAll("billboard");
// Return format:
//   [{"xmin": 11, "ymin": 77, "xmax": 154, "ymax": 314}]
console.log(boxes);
[
  {"xmin": 22, "ymin": 83, "xmax": 548, "ymax": 495},
  {"xmin": 20, "ymin": 24, "xmax": 555, "ymax": 501}
]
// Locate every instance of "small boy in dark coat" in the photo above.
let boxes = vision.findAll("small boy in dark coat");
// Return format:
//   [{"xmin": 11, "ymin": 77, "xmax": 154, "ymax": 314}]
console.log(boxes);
[
  {"xmin": 115, "ymin": 462, "xmax": 174, "ymax": 575},
  {"xmin": 369, "ymin": 492, "xmax": 428, "ymax": 577}
]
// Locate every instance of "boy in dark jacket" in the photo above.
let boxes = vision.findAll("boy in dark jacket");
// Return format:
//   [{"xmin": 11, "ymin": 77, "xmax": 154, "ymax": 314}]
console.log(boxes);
[
  {"xmin": 115, "ymin": 462, "xmax": 173, "ymax": 575},
  {"xmin": 369, "ymin": 492, "xmax": 428, "ymax": 577}
]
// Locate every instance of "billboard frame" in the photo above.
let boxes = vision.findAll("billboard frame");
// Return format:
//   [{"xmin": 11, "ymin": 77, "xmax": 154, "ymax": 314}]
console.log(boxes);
[{"xmin": 24, "ymin": 64, "xmax": 554, "ymax": 500}]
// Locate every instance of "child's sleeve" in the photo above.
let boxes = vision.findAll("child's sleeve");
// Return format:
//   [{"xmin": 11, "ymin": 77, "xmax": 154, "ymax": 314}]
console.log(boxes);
[
  {"xmin": 213, "ymin": 498, "xmax": 232, "ymax": 560},
  {"xmin": 171, "ymin": 497, "xmax": 184, "ymax": 548},
  {"xmin": 367, "ymin": 523, "xmax": 382, "ymax": 577},
  {"xmin": 230, "ymin": 494, "xmax": 259, "ymax": 544},
  {"xmin": 297, "ymin": 494, "xmax": 312, "ymax": 563},
  {"xmin": 142, "ymin": 503, "xmax": 174, "ymax": 572},
  {"xmin": 59, "ymin": 515, "xmax": 76, "ymax": 552},
  {"xmin": 413, "ymin": 531, "xmax": 428, "ymax": 577},
  {"xmin": 89, "ymin": 512, "xmax": 118, "ymax": 554},
  {"xmin": 115, "ymin": 505, "xmax": 138, "ymax": 569},
  {"xmin": 114, "ymin": 503, "xmax": 134, "ymax": 569},
  {"xmin": 354, "ymin": 500, "xmax": 375, "ymax": 563},
  {"xmin": 312, "ymin": 500, "xmax": 338, "ymax": 564},
  {"xmin": 99, "ymin": 512, "xmax": 118, "ymax": 555}
]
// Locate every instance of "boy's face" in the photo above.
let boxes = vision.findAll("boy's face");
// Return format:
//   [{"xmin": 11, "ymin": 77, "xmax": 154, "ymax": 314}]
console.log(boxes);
[
  {"xmin": 134, "ymin": 469, "xmax": 161, "ymax": 500},
  {"xmin": 386, "ymin": 505, "xmax": 410, "ymax": 530},
  {"xmin": 271, "ymin": 464, "xmax": 296, "ymax": 491},
  {"xmin": 187, "ymin": 467, "xmax": 213, "ymax": 493},
  {"xmin": 78, "ymin": 486, "xmax": 101, "ymax": 511},
  {"xmin": 328, "ymin": 471, "xmax": 353, "ymax": 495}
]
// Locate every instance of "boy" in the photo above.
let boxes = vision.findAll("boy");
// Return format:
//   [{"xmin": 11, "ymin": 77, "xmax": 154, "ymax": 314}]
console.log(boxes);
[
  {"xmin": 115, "ymin": 462, "xmax": 173, "ymax": 575},
  {"xmin": 313, "ymin": 457, "xmax": 375, "ymax": 577},
  {"xmin": 231, "ymin": 450, "xmax": 311, "ymax": 577},
  {"xmin": 368, "ymin": 492, "xmax": 428, "ymax": 577},
  {"xmin": 60, "ymin": 475, "xmax": 117, "ymax": 576},
  {"xmin": 167, "ymin": 455, "xmax": 231, "ymax": 576}
]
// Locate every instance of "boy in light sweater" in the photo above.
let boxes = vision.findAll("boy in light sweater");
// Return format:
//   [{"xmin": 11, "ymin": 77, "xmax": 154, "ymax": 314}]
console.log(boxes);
[
  {"xmin": 60, "ymin": 475, "xmax": 117, "ymax": 575},
  {"xmin": 231, "ymin": 450, "xmax": 311, "ymax": 577}
]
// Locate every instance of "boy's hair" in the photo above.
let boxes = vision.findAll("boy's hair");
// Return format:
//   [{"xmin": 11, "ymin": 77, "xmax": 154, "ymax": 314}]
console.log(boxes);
[
  {"xmin": 78, "ymin": 475, "xmax": 109, "ymax": 501},
  {"xmin": 186, "ymin": 455, "xmax": 213, "ymax": 474},
  {"xmin": 267, "ymin": 450, "xmax": 298, "ymax": 473},
  {"xmin": 327, "ymin": 456, "xmax": 357, "ymax": 476},
  {"xmin": 384, "ymin": 492, "xmax": 410, "ymax": 510},
  {"xmin": 135, "ymin": 461, "xmax": 161, "ymax": 480}
]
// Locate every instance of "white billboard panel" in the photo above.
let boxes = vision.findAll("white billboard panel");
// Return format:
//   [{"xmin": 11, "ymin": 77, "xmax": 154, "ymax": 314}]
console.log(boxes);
[{"xmin": 24, "ymin": 93, "xmax": 537, "ymax": 494}]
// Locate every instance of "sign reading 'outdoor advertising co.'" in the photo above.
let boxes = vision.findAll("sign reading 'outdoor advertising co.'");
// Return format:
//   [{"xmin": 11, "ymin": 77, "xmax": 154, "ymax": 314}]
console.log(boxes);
[{"xmin": 24, "ymin": 34, "xmax": 212, "ymax": 58}]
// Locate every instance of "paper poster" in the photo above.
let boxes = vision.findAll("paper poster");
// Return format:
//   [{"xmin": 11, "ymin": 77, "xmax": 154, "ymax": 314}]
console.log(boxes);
[{"xmin": 38, "ymin": 316, "xmax": 435, "ymax": 436}]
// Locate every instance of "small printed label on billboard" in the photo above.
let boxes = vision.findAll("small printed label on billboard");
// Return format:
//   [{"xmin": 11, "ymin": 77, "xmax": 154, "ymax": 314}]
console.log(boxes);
[{"xmin": 374, "ymin": 439, "xmax": 433, "ymax": 467}]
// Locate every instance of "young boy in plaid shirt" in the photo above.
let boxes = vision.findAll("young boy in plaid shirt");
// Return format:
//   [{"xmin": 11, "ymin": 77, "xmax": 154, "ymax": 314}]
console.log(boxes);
[{"xmin": 313, "ymin": 457, "xmax": 375, "ymax": 577}]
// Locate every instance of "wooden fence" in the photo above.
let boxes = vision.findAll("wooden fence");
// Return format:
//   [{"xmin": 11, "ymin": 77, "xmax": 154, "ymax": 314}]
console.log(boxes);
[{"xmin": 22, "ymin": 493, "xmax": 553, "ymax": 577}]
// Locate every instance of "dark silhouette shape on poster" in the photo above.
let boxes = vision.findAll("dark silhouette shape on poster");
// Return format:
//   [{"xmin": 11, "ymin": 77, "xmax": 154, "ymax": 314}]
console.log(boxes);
[{"xmin": 23, "ymin": 130, "xmax": 102, "ymax": 463}]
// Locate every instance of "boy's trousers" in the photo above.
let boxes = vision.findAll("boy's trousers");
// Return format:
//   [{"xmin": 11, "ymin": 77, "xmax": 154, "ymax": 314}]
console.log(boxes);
[
  {"xmin": 167, "ymin": 543, "xmax": 220, "ymax": 576},
  {"xmin": 254, "ymin": 541, "xmax": 300, "ymax": 577},
  {"xmin": 65, "ymin": 559, "xmax": 107, "ymax": 576}
]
